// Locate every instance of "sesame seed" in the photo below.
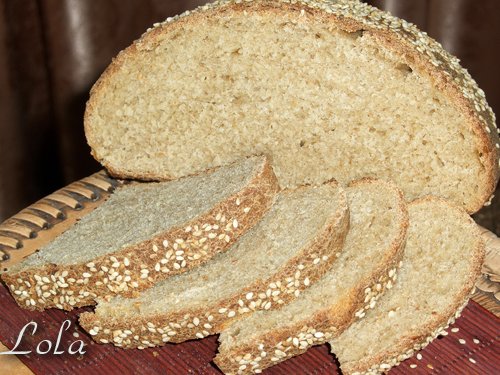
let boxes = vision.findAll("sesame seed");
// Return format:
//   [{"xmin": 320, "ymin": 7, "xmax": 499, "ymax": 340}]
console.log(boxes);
[
  {"xmin": 236, "ymin": 198, "xmax": 241, "ymax": 206},
  {"xmin": 416, "ymin": 353, "xmax": 422, "ymax": 360},
  {"xmin": 162, "ymin": 240, "xmax": 169, "ymax": 248},
  {"xmin": 233, "ymin": 219, "xmax": 238, "ymax": 229},
  {"xmin": 314, "ymin": 332, "xmax": 324, "ymax": 338},
  {"xmin": 451, "ymin": 328, "xmax": 459, "ymax": 333},
  {"xmin": 228, "ymin": 311, "xmax": 236, "ymax": 318},
  {"xmin": 244, "ymin": 207, "xmax": 250, "ymax": 213},
  {"xmin": 246, "ymin": 292, "xmax": 254, "ymax": 300},
  {"xmin": 473, "ymin": 338, "xmax": 480, "ymax": 344},
  {"xmin": 459, "ymin": 339, "xmax": 466, "ymax": 344},
  {"xmin": 82, "ymin": 273, "xmax": 91, "ymax": 278},
  {"xmin": 410, "ymin": 364, "xmax": 417, "ymax": 369},
  {"xmin": 219, "ymin": 308, "xmax": 227, "ymax": 314},
  {"xmin": 304, "ymin": 277, "xmax": 310, "ymax": 286},
  {"xmin": 469, "ymin": 358, "xmax": 476, "ymax": 364}
]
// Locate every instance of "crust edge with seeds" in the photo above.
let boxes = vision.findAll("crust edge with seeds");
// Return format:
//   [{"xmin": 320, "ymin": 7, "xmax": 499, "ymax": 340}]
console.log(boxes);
[
  {"xmin": 78, "ymin": 182, "xmax": 350, "ymax": 348},
  {"xmin": 213, "ymin": 179, "xmax": 409, "ymax": 374},
  {"xmin": 84, "ymin": 0, "xmax": 499, "ymax": 213},
  {"xmin": 2, "ymin": 156, "xmax": 279, "ymax": 311},
  {"xmin": 333, "ymin": 196, "xmax": 486, "ymax": 375}
]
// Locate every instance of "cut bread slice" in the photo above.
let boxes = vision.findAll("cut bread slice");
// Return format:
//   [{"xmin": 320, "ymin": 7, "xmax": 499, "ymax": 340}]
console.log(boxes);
[
  {"xmin": 84, "ymin": 0, "xmax": 499, "ymax": 213},
  {"xmin": 2, "ymin": 156, "xmax": 279, "ymax": 311},
  {"xmin": 214, "ymin": 178, "xmax": 408, "ymax": 374},
  {"xmin": 79, "ymin": 182, "xmax": 349, "ymax": 348},
  {"xmin": 329, "ymin": 197, "xmax": 485, "ymax": 375}
]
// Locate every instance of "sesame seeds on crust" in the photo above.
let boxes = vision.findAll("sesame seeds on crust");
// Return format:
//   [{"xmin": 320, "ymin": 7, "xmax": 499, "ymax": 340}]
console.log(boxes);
[
  {"xmin": 79, "ymin": 194, "xmax": 350, "ymax": 347},
  {"xmin": 215, "ymin": 259, "xmax": 403, "ymax": 375},
  {"xmin": 139, "ymin": 0, "xmax": 498, "ymax": 212},
  {"xmin": 3, "ymin": 158, "xmax": 279, "ymax": 311}
]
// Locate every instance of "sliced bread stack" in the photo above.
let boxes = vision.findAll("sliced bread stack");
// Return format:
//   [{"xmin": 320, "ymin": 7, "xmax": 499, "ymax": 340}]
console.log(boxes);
[
  {"xmin": 214, "ymin": 179, "xmax": 408, "ymax": 374},
  {"xmin": 84, "ymin": 0, "xmax": 499, "ymax": 213},
  {"xmin": 329, "ymin": 198, "xmax": 484, "ymax": 375},
  {"xmin": 215, "ymin": 196, "xmax": 484, "ymax": 374},
  {"xmin": 79, "ymin": 182, "xmax": 349, "ymax": 347},
  {"xmin": 2, "ymin": 156, "xmax": 279, "ymax": 311}
]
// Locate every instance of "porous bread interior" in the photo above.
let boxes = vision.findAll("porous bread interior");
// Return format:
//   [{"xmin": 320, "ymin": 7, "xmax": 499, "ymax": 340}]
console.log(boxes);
[
  {"xmin": 13, "ymin": 157, "xmax": 262, "ymax": 270},
  {"xmin": 92, "ymin": 183, "xmax": 343, "ymax": 318},
  {"xmin": 219, "ymin": 181, "xmax": 403, "ymax": 348},
  {"xmin": 330, "ymin": 200, "xmax": 481, "ymax": 369},
  {"xmin": 87, "ymin": 6, "xmax": 487, "ymax": 210}
]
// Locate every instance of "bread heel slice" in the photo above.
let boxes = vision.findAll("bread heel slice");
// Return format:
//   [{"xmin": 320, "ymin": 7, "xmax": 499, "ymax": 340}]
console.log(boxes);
[
  {"xmin": 2, "ymin": 156, "xmax": 279, "ymax": 311},
  {"xmin": 79, "ymin": 181, "xmax": 349, "ymax": 347},
  {"xmin": 329, "ymin": 197, "xmax": 485, "ymax": 375},
  {"xmin": 214, "ymin": 178, "xmax": 408, "ymax": 374}
]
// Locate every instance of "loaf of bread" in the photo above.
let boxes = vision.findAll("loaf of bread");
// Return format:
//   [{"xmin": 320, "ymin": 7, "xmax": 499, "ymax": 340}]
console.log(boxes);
[
  {"xmin": 79, "ymin": 182, "xmax": 349, "ymax": 347},
  {"xmin": 2, "ymin": 156, "xmax": 279, "ymax": 311},
  {"xmin": 329, "ymin": 197, "xmax": 485, "ymax": 375},
  {"xmin": 214, "ymin": 178, "xmax": 408, "ymax": 374},
  {"xmin": 84, "ymin": 0, "xmax": 499, "ymax": 213}
]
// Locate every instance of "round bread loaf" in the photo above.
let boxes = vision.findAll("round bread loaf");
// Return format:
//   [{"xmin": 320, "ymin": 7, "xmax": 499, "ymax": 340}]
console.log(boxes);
[{"xmin": 84, "ymin": 0, "xmax": 499, "ymax": 212}]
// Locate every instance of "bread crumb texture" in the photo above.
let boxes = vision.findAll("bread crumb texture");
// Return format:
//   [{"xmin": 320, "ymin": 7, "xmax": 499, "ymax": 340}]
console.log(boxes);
[
  {"xmin": 79, "ymin": 182, "xmax": 349, "ymax": 347},
  {"xmin": 85, "ymin": 0, "xmax": 499, "ymax": 213},
  {"xmin": 329, "ymin": 198, "xmax": 484, "ymax": 375},
  {"xmin": 3, "ymin": 156, "xmax": 279, "ymax": 310}
]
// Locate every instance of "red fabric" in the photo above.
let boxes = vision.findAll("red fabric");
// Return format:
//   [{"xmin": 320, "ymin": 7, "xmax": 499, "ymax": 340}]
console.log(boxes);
[{"xmin": 0, "ymin": 282, "xmax": 498, "ymax": 374}]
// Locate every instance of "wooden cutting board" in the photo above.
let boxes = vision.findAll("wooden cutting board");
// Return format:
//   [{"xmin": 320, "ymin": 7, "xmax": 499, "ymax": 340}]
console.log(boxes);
[{"xmin": 0, "ymin": 171, "xmax": 499, "ymax": 374}]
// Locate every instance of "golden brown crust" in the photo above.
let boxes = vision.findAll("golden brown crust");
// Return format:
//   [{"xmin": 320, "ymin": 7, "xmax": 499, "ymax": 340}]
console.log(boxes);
[
  {"xmin": 2, "ymin": 157, "xmax": 280, "ymax": 311},
  {"xmin": 84, "ymin": 0, "xmax": 499, "ymax": 213},
  {"xmin": 214, "ymin": 179, "xmax": 409, "ymax": 374},
  {"xmin": 338, "ymin": 196, "xmax": 485, "ymax": 375},
  {"xmin": 78, "ymin": 182, "xmax": 350, "ymax": 348}
]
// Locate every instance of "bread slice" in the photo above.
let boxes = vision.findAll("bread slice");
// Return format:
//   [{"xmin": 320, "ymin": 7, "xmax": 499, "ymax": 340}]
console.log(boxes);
[
  {"xmin": 79, "ymin": 182, "xmax": 349, "ymax": 348},
  {"xmin": 329, "ymin": 197, "xmax": 485, "ymax": 375},
  {"xmin": 2, "ymin": 156, "xmax": 279, "ymax": 311},
  {"xmin": 214, "ymin": 179, "xmax": 408, "ymax": 374},
  {"xmin": 84, "ymin": 0, "xmax": 499, "ymax": 213}
]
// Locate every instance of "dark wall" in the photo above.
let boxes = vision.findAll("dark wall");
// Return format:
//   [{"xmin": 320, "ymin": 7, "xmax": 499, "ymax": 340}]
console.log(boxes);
[{"xmin": 0, "ymin": 0, "xmax": 499, "ymax": 232}]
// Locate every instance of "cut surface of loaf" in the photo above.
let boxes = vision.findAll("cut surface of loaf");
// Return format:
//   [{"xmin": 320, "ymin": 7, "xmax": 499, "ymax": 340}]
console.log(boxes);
[
  {"xmin": 329, "ymin": 197, "xmax": 485, "ymax": 375},
  {"xmin": 2, "ymin": 156, "xmax": 279, "ymax": 311},
  {"xmin": 79, "ymin": 182, "xmax": 349, "ymax": 348},
  {"xmin": 84, "ymin": 0, "xmax": 499, "ymax": 213},
  {"xmin": 214, "ymin": 179, "xmax": 408, "ymax": 374}
]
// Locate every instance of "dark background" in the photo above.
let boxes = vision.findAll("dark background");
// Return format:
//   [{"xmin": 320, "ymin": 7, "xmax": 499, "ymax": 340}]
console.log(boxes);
[{"xmin": 0, "ymin": 0, "xmax": 499, "ymax": 234}]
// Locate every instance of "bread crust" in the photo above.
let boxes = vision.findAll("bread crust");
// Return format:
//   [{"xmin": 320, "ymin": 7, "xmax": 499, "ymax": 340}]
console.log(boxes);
[
  {"xmin": 214, "ymin": 179, "xmax": 409, "ymax": 374},
  {"xmin": 78, "ymin": 182, "xmax": 350, "ymax": 348},
  {"xmin": 335, "ymin": 196, "xmax": 486, "ymax": 375},
  {"xmin": 84, "ymin": 0, "xmax": 499, "ymax": 213},
  {"xmin": 2, "ymin": 157, "xmax": 279, "ymax": 311}
]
